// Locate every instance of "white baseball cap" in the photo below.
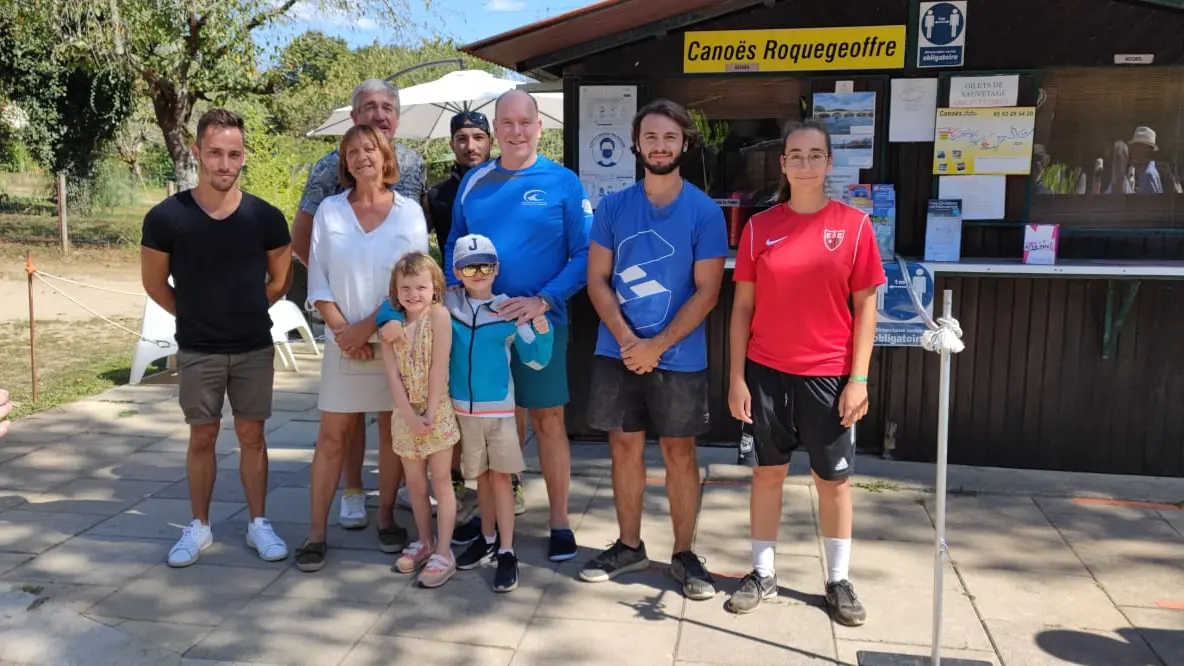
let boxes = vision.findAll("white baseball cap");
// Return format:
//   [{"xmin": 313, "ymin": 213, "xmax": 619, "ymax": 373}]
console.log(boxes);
[{"xmin": 453, "ymin": 233, "xmax": 499, "ymax": 269}]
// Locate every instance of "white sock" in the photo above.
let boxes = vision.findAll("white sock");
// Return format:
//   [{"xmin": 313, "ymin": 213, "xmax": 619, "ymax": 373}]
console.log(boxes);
[
  {"xmin": 752, "ymin": 539, "xmax": 776, "ymax": 578},
  {"xmin": 824, "ymin": 537, "xmax": 851, "ymax": 584},
  {"xmin": 484, "ymin": 534, "xmax": 497, "ymax": 545},
  {"xmin": 498, "ymin": 548, "xmax": 514, "ymax": 556}
]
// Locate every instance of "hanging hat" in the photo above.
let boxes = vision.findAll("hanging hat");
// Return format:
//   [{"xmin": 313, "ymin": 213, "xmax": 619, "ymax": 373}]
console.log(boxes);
[{"xmin": 1129, "ymin": 126, "xmax": 1158, "ymax": 151}]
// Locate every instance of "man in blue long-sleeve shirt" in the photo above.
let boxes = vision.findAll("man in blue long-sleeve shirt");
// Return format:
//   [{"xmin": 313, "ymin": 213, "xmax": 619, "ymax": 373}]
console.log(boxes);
[{"xmin": 444, "ymin": 89, "xmax": 593, "ymax": 562}]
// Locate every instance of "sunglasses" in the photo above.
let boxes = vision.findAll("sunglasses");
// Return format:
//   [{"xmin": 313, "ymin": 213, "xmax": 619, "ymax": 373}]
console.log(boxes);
[{"xmin": 458, "ymin": 263, "xmax": 497, "ymax": 277}]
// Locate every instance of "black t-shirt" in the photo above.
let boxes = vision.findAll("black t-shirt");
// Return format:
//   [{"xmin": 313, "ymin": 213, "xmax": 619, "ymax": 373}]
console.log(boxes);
[
  {"xmin": 141, "ymin": 191, "xmax": 291, "ymax": 354},
  {"xmin": 427, "ymin": 164, "xmax": 469, "ymax": 246}
]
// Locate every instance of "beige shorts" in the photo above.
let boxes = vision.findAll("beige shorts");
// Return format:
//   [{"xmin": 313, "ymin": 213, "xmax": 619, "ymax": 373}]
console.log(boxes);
[{"xmin": 457, "ymin": 414, "xmax": 524, "ymax": 480}]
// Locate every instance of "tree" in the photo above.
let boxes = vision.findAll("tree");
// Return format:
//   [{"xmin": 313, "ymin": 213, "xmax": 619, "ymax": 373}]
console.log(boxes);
[
  {"xmin": 53, "ymin": 0, "xmax": 428, "ymax": 191},
  {"xmin": 0, "ymin": 4, "xmax": 133, "ymax": 197}
]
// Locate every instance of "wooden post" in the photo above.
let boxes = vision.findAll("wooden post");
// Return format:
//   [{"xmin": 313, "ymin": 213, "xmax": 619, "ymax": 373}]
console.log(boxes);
[
  {"xmin": 166, "ymin": 181, "xmax": 175, "ymax": 197},
  {"xmin": 56, "ymin": 172, "xmax": 69, "ymax": 253},
  {"xmin": 26, "ymin": 252, "xmax": 37, "ymax": 403}
]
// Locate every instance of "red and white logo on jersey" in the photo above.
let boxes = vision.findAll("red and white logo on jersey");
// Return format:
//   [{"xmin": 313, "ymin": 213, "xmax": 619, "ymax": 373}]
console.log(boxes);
[{"xmin": 823, "ymin": 229, "xmax": 845, "ymax": 252}]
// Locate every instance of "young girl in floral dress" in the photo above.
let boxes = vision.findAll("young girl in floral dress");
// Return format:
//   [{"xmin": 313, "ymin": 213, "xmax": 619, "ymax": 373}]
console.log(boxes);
[{"xmin": 381, "ymin": 251, "xmax": 461, "ymax": 588}]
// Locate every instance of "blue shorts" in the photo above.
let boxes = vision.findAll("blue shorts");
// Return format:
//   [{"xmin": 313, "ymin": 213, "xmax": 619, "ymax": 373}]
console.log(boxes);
[{"xmin": 510, "ymin": 322, "xmax": 568, "ymax": 409}]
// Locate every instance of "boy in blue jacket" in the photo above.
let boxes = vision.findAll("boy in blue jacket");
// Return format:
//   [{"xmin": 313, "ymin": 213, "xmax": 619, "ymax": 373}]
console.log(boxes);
[{"xmin": 378, "ymin": 234, "xmax": 552, "ymax": 592}]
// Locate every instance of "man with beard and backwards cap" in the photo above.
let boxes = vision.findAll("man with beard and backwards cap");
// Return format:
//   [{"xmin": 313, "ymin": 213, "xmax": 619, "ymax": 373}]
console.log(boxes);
[{"xmin": 577, "ymin": 99, "xmax": 728, "ymax": 600}]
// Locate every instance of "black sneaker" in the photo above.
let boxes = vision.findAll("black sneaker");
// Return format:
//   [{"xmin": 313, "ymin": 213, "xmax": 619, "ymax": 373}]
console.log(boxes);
[
  {"xmin": 456, "ymin": 537, "xmax": 497, "ymax": 570},
  {"xmin": 726, "ymin": 570, "xmax": 778, "ymax": 614},
  {"xmin": 493, "ymin": 551, "xmax": 519, "ymax": 592},
  {"xmin": 826, "ymin": 579, "xmax": 867, "ymax": 626},
  {"xmin": 548, "ymin": 528, "xmax": 578, "ymax": 562},
  {"xmin": 578, "ymin": 539, "xmax": 649, "ymax": 583},
  {"xmin": 670, "ymin": 551, "xmax": 716, "ymax": 601},
  {"xmin": 376, "ymin": 523, "xmax": 408, "ymax": 554},
  {"xmin": 451, "ymin": 516, "xmax": 482, "ymax": 546}
]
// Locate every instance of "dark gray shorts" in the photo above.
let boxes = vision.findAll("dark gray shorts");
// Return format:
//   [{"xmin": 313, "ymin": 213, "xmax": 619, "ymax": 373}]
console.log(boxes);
[
  {"xmin": 585, "ymin": 355, "xmax": 710, "ymax": 439},
  {"xmin": 177, "ymin": 346, "xmax": 275, "ymax": 425}
]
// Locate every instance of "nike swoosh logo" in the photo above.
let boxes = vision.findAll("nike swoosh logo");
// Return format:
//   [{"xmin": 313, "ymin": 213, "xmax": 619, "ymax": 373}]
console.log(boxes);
[{"xmin": 766, "ymin": 236, "xmax": 788, "ymax": 246}]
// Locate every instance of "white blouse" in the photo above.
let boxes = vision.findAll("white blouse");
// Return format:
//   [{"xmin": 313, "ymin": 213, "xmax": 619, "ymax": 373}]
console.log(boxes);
[{"xmin": 306, "ymin": 190, "xmax": 429, "ymax": 327}]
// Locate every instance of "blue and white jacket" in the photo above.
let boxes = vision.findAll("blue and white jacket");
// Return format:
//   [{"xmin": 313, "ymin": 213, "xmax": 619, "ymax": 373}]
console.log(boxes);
[{"xmin": 376, "ymin": 289, "xmax": 553, "ymax": 417}]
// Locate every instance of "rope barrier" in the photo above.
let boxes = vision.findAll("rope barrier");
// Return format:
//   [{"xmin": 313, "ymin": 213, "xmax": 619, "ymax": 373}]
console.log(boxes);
[
  {"xmin": 34, "ymin": 270, "xmax": 147, "ymax": 298},
  {"xmin": 894, "ymin": 256, "xmax": 966, "ymax": 355},
  {"xmin": 31, "ymin": 272, "xmax": 172, "ymax": 348}
]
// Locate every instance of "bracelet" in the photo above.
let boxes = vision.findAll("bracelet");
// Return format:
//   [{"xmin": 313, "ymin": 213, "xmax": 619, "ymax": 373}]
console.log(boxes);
[{"xmin": 849, "ymin": 374, "xmax": 868, "ymax": 384}]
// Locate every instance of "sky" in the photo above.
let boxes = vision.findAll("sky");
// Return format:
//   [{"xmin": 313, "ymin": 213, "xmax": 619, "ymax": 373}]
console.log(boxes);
[{"xmin": 258, "ymin": 0, "xmax": 594, "ymax": 53}]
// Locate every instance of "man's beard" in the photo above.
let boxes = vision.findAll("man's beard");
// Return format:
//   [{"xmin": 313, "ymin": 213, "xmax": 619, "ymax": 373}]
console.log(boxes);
[
  {"xmin": 203, "ymin": 168, "xmax": 242, "ymax": 192},
  {"xmin": 638, "ymin": 148, "xmax": 685, "ymax": 176}
]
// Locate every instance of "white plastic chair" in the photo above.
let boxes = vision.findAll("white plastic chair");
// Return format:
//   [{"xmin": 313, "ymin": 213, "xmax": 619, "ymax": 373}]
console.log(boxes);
[
  {"xmin": 270, "ymin": 299, "xmax": 320, "ymax": 372},
  {"xmin": 129, "ymin": 296, "xmax": 178, "ymax": 386}
]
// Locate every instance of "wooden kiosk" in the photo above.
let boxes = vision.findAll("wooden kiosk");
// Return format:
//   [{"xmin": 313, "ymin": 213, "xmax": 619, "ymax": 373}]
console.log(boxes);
[{"xmin": 463, "ymin": 0, "xmax": 1184, "ymax": 477}]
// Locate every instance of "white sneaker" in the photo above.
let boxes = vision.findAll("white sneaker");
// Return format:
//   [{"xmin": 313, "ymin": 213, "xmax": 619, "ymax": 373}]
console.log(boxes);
[
  {"xmin": 338, "ymin": 492, "xmax": 369, "ymax": 529},
  {"xmin": 397, "ymin": 485, "xmax": 437, "ymax": 515},
  {"xmin": 246, "ymin": 517, "xmax": 289, "ymax": 562},
  {"xmin": 168, "ymin": 519, "xmax": 213, "ymax": 568}
]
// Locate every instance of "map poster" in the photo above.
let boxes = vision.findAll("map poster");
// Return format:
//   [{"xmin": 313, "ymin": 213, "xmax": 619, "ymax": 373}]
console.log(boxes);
[{"xmin": 932, "ymin": 107, "xmax": 1036, "ymax": 175}]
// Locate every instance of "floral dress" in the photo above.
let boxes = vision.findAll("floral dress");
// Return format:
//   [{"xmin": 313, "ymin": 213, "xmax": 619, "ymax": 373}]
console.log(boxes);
[{"xmin": 391, "ymin": 311, "xmax": 460, "ymax": 459}]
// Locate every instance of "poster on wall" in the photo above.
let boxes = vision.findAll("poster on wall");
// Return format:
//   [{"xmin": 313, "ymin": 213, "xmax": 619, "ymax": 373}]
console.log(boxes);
[
  {"xmin": 888, "ymin": 78, "xmax": 938, "ymax": 142},
  {"xmin": 917, "ymin": 1, "xmax": 967, "ymax": 68},
  {"xmin": 875, "ymin": 261, "xmax": 935, "ymax": 347},
  {"xmin": 813, "ymin": 91, "xmax": 876, "ymax": 168},
  {"xmin": 948, "ymin": 75, "xmax": 1019, "ymax": 108},
  {"xmin": 578, "ymin": 85, "xmax": 638, "ymax": 207},
  {"xmin": 932, "ymin": 107, "xmax": 1036, "ymax": 175}
]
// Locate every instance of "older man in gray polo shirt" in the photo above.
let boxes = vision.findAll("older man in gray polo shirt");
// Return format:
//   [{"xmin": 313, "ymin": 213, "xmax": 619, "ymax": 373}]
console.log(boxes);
[{"xmin": 290, "ymin": 78, "xmax": 428, "ymax": 546}]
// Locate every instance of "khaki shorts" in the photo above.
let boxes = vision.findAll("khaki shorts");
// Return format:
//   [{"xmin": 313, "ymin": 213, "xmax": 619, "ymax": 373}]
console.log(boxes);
[
  {"xmin": 457, "ymin": 414, "xmax": 524, "ymax": 479},
  {"xmin": 177, "ymin": 346, "xmax": 275, "ymax": 425}
]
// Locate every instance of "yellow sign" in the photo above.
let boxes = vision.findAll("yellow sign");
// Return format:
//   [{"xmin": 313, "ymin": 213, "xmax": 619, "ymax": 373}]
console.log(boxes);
[
  {"xmin": 683, "ymin": 26, "xmax": 907, "ymax": 74},
  {"xmin": 933, "ymin": 108, "xmax": 1037, "ymax": 175}
]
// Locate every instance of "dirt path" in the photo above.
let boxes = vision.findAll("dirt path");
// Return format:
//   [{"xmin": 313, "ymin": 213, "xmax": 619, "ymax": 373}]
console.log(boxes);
[{"xmin": 0, "ymin": 261, "xmax": 145, "ymax": 324}]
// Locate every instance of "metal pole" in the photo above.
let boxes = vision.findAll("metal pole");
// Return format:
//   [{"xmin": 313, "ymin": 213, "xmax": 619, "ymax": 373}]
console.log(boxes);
[
  {"xmin": 931, "ymin": 289, "xmax": 954, "ymax": 666},
  {"xmin": 57, "ymin": 172, "xmax": 69, "ymax": 254},
  {"xmin": 26, "ymin": 252, "xmax": 37, "ymax": 403}
]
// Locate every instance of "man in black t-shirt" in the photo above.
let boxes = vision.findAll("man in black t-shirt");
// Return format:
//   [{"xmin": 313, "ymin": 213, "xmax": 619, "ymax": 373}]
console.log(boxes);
[
  {"xmin": 141, "ymin": 108, "xmax": 292, "ymax": 569},
  {"xmin": 426, "ymin": 110, "xmax": 492, "ymax": 249}
]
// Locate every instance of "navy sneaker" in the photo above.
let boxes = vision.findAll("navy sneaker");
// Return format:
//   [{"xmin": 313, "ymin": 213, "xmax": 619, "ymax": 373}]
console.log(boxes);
[
  {"xmin": 548, "ymin": 528, "xmax": 577, "ymax": 562},
  {"xmin": 456, "ymin": 536, "xmax": 497, "ymax": 570},
  {"xmin": 451, "ymin": 516, "xmax": 482, "ymax": 547},
  {"xmin": 493, "ymin": 551, "xmax": 519, "ymax": 592}
]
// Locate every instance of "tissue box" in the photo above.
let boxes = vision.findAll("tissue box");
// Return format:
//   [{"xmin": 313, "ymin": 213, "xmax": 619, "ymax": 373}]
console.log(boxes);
[{"xmin": 1022, "ymin": 224, "xmax": 1059, "ymax": 265}]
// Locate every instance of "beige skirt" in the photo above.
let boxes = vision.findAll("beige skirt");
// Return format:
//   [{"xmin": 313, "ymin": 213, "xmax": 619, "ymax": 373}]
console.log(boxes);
[{"xmin": 317, "ymin": 339, "xmax": 394, "ymax": 414}]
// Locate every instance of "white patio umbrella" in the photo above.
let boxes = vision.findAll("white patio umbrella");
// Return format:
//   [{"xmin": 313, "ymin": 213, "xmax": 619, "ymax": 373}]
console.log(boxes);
[{"xmin": 306, "ymin": 69, "xmax": 564, "ymax": 139}]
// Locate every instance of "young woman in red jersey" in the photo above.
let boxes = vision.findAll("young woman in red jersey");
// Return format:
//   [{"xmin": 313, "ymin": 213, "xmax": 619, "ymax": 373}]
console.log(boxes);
[{"xmin": 726, "ymin": 119, "xmax": 887, "ymax": 625}]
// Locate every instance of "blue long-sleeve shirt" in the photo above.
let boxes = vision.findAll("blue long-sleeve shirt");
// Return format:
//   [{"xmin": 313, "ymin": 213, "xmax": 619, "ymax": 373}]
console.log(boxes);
[{"xmin": 443, "ymin": 155, "xmax": 593, "ymax": 324}]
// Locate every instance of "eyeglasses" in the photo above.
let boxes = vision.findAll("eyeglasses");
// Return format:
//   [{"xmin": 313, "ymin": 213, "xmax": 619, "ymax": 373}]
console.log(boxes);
[
  {"xmin": 458, "ymin": 263, "xmax": 496, "ymax": 277},
  {"xmin": 781, "ymin": 153, "xmax": 829, "ymax": 169}
]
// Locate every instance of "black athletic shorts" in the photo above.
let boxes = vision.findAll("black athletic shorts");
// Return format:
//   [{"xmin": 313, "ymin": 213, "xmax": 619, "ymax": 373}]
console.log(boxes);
[
  {"xmin": 585, "ymin": 355, "xmax": 710, "ymax": 439},
  {"xmin": 738, "ymin": 359, "xmax": 855, "ymax": 481}
]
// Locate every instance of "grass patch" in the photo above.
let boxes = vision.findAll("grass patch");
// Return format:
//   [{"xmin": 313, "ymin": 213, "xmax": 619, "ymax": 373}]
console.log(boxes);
[
  {"xmin": 0, "ymin": 318, "xmax": 142, "ymax": 420},
  {"xmin": 852, "ymin": 480, "xmax": 900, "ymax": 493}
]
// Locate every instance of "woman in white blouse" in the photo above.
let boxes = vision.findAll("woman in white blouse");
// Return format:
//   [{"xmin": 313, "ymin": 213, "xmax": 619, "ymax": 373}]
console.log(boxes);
[{"xmin": 297, "ymin": 124, "xmax": 429, "ymax": 572}]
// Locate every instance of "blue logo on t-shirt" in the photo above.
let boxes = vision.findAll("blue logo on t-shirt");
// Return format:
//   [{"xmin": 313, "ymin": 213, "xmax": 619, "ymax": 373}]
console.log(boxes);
[{"xmin": 590, "ymin": 182, "xmax": 728, "ymax": 372}]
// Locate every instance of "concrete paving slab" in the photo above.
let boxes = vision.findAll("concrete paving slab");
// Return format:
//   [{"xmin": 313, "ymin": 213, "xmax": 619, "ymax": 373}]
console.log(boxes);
[
  {"xmin": 2, "ymin": 535, "xmax": 169, "ymax": 586},
  {"xmin": 259, "ymin": 546, "xmax": 408, "ymax": 604},
  {"xmin": 1087, "ymin": 563, "xmax": 1184, "ymax": 609},
  {"xmin": 116, "ymin": 619, "xmax": 215, "ymax": 655},
  {"xmin": 1121, "ymin": 607, "xmax": 1184, "ymax": 665},
  {"xmin": 93, "ymin": 563, "xmax": 283, "ymax": 626},
  {"xmin": 836, "ymin": 640, "xmax": 1001, "ymax": 666},
  {"xmin": 0, "ymin": 509, "xmax": 108, "ymax": 554},
  {"xmin": 269, "ymin": 391, "xmax": 320, "ymax": 413},
  {"xmin": 255, "ymin": 420, "xmax": 320, "ymax": 449},
  {"xmin": 17, "ymin": 479, "xmax": 169, "ymax": 516},
  {"xmin": 946, "ymin": 526, "xmax": 1090, "ymax": 578},
  {"xmin": 831, "ymin": 583, "xmax": 992, "ymax": 652},
  {"xmin": 846, "ymin": 539, "xmax": 962, "ymax": 591},
  {"xmin": 342, "ymin": 635, "xmax": 515, "ymax": 666},
  {"xmin": 0, "ymin": 553, "xmax": 31, "ymax": 576},
  {"xmin": 535, "ymin": 566, "xmax": 686, "ymax": 624},
  {"xmin": 368, "ymin": 566, "xmax": 549, "ymax": 649},
  {"xmin": 0, "ymin": 581, "xmax": 118, "ymax": 615},
  {"xmin": 86, "ymin": 451, "xmax": 191, "ymax": 483},
  {"xmin": 86, "ymin": 498, "xmax": 245, "ymax": 541},
  {"xmin": 1160, "ymin": 509, "xmax": 1184, "ymax": 537},
  {"xmin": 678, "ymin": 594, "xmax": 838, "ymax": 664},
  {"xmin": 186, "ymin": 596, "xmax": 386, "ymax": 666},
  {"xmin": 987, "ymin": 617, "xmax": 1162, "ymax": 666},
  {"xmin": 512, "ymin": 617, "xmax": 680, "ymax": 665},
  {"xmin": 215, "ymin": 448, "xmax": 314, "ymax": 473},
  {"xmin": 852, "ymin": 492, "xmax": 935, "ymax": 544},
  {"xmin": 151, "ymin": 471, "xmax": 295, "ymax": 506},
  {"xmin": 0, "ymin": 442, "xmax": 39, "ymax": 466},
  {"xmin": 962, "ymin": 570, "xmax": 1129, "ymax": 630}
]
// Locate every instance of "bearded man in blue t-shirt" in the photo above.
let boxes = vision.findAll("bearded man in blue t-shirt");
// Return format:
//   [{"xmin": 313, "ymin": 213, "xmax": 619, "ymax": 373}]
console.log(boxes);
[
  {"xmin": 577, "ymin": 99, "xmax": 728, "ymax": 601},
  {"xmin": 443, "ymin": 89, "xmax": 593, "ymax": 563}
]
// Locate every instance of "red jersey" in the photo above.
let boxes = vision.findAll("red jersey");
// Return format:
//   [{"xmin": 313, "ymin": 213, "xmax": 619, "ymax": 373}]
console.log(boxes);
[{"xmin": 734, "ymin": 200, "xmax": 887, "ymax": 376}]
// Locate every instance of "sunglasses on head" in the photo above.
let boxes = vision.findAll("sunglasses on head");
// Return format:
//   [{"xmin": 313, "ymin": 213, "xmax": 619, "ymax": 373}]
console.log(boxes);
[{"xmin": 459, "ymin": 263, "xmax": 497, "ymax": 277}]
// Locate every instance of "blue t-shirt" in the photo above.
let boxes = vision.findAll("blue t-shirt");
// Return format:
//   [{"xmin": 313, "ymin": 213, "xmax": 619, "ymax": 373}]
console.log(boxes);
[
  {"xmin": 443, "ymin": 155, "xmax": 593, "ymax": 325},
  {"xmin": 589, "ymin": 181, "xmax": 728, "ymax": 372}
]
